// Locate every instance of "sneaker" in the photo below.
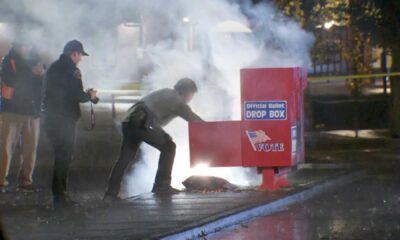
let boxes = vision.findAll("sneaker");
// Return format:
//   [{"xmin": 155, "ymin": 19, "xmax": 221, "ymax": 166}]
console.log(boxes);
[
  {"xmin": 18, "ymin": 184, "xmax": 37, "ymax": 193},
  {"xmin": 151, "ymin": 184, "xmax": 181, "ymax": 195},
  {"xmin": 54, "ymin": 195, "xmax": 78, "ymax": 209},
  {"xmin": 103, "ymin": 194, "xmax": 122, "ymax": 203}
]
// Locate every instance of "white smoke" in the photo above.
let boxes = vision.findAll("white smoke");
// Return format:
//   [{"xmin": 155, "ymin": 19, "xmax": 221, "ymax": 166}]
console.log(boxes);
[
  {"xmin": 120, "ymin": 0, "xmax": 314, "ymax": 195},
  {"xmin": 1, "ymin": 0, "xmax": 314, "ymax": 196},
  {"xmin": 2, "ymin": 0, "xmax": 143, "ymax": 88}
]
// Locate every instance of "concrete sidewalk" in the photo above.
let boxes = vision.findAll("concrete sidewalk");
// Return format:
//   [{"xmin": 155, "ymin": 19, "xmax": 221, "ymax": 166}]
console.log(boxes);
[
  {"xmin": 0, "ymin": 167, "xmax": 360, "ymax": 240},
  {"xmin": 0, "ymin": 104, "xmax": 397, "ymax": 240}
]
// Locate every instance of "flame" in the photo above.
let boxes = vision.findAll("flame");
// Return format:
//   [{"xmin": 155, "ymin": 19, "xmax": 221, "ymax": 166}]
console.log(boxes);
[{"xmin": 189, "ymin": 163, "xmax": 210, "ymax": 176}]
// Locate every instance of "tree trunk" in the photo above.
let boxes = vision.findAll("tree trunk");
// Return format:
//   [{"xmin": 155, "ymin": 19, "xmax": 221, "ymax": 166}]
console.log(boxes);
[{"xmin": 389, "ymin": 49, "xmax": 400, "ymax": 137}]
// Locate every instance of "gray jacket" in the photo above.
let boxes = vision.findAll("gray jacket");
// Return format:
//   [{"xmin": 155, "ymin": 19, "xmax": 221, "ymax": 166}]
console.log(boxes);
[{"xmin": 124, "ymin": 88, "xmax": 203, "ymax": 128}]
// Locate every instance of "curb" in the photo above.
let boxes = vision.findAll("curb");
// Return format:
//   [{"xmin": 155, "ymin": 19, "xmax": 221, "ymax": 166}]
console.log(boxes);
[{"xmin": 161, "ymin": 170, "xmax": 366, "ymax": 240}]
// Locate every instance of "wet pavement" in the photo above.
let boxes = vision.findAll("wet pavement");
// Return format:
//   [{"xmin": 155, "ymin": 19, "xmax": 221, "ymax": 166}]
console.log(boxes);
[
  {"xmin": 0, "ymin": 167, "xmax": 353, "ymax": 240},
  {"xmin": 209, "ymin": 162, "xmax": 400, "ymax": 240},
  {"xmin": 0, "ymin": 102, "xmax": 399, "ymax": 239}
]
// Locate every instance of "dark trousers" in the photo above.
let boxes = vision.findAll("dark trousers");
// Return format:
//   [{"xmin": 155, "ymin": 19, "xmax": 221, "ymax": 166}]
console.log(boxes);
[
  {"xmin": 106, "ymin": 122, "xmax": 176, "ymax": 196},
  {"xmin": 45, "ymin": 118, "xmax": 76, "ymax": 199}
]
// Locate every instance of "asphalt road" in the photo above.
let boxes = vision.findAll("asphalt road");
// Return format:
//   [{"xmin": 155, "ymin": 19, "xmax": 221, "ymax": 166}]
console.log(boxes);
[{"xmin": 209, "ymin": 161, "xmax": 400, "ymax": 240}]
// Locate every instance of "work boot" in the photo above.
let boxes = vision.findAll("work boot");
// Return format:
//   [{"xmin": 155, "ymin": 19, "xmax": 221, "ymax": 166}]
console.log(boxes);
[
  {"xmin": 18, "ymin": 184, "xmax": 37, "ymax": 193},
  {"xmin": 151, "ymin": 184, "xmax": 181, "ymax": 195},
  {"xmin": 53, "ymin": 195, "xmax": 78, "ymax": 209}
]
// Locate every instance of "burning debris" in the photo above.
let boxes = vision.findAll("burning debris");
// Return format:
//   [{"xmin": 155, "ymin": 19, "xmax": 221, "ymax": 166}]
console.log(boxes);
[{"xmin": 182, "ymin": 175, "xmax": 238, "ymax": 192}]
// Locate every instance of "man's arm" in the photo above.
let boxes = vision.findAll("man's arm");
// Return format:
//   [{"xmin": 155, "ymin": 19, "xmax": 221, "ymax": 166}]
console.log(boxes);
[
  {"xmin": 176, "ymin": 102, "xmax": 204, "ymax": 122},
  {"xmin": 1, "ymin": 57, "xmax": 17, "ymax": 86},
  {"xmin": 70, "ymin": 69, "xmax": 91, "ymax": 103},
  {"xmin": 1, "ymin": 57, "xmax": 17, "ymax": 99}
]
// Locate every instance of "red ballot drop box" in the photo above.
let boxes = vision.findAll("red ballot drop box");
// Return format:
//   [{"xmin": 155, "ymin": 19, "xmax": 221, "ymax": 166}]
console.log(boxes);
[{"xmin": 189, "ymin": 67, "xmax": 307, "ymax": 190}]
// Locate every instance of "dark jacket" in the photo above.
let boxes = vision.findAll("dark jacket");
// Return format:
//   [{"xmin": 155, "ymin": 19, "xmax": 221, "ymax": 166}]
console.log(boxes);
[
  {"xmin": 42, "ymin": 54, "xmax": 91, "ymax": 123},
  {"xmin": 0, "ymin": 48, "xmax": 42, "ymax": 116},
  {"xmin": 124, "ymin": 88, "xmax": 203, "ymax": 128}
]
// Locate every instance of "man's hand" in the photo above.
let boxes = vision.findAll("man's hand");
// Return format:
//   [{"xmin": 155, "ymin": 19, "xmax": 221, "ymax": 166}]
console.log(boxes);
[
  {"xmin": 86, "ymin": 88, "xmax": 97, "ymax": 100},
  {"xmin": 86, "ymin": 88, "xmax": 99, "ymax": 104}
]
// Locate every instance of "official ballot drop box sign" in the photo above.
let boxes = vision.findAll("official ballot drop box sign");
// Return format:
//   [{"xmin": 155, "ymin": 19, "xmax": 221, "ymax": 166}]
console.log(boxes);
[{"xmin": 189, "ymin": 67, "xmax": 307, "ymax": 170}]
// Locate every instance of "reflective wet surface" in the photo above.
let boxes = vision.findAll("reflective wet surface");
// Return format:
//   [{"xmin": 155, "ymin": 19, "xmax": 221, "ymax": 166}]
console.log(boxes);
[
  {"xmin": 1, "ymin": 105, "xmax": 399, "ymax": 239},
  {"xmin": 209, "ymin": 165, "xmax": 400, "ymax": 240}
]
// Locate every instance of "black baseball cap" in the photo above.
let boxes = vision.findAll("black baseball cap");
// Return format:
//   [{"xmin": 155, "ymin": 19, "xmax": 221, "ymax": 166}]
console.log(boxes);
[{"xmin": 63, "ymin": 40, "xmax": 89, "ymax": 56}]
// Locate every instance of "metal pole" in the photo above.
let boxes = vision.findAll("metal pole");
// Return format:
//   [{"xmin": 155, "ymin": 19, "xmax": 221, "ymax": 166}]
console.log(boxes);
[
  {"xmin": 354, "ymin": 80, "xmax": 359, "ymax": 138},
  {"xmin": 382, "ymin": 49, "xmax": 388, "ymax": 95},
  {"xmin": 111, "ymin": 94, "xmax": 116, "ymax": 119}
]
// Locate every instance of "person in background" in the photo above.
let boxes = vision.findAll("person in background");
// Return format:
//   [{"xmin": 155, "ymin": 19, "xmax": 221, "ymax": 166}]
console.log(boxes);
[
  {"xmin": 42, "ymin": 40, "xmax": 99, "ymax": 208},
  {"xmin": 0, "ymin": 41, "xmax": 44, "ymax": 193},
  {"xmin": 104, "ymin": 78, "xmax": 203, "ymax": 201}
]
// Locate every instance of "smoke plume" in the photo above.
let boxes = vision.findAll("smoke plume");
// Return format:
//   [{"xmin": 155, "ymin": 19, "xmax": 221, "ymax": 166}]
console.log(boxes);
[
  {"xmin": 120, "ymin": 0, "xmax": 315, "ymax": 194},
  {"xmin": 1, "ymin": 0, "xmax": 314, "ymax": 195}
]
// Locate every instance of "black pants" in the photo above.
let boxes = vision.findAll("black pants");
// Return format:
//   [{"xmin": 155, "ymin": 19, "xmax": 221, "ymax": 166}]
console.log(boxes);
[
  {"xmin": 106, "ymin": 122, "xmax": 176, "ymax": 196},
  {"xmin": 45, "ymin": 118, "xmax": 76, "ymax": 199}
]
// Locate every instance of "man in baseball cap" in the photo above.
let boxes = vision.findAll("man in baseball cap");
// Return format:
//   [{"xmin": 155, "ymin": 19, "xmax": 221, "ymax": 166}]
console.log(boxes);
[
  {"xmin": 42, "ymin": 39, "xmax": 98, "ymax": 208},
  {"xmin": 63, "ymin": 40, "xmax": 89, "ymax": 56}
]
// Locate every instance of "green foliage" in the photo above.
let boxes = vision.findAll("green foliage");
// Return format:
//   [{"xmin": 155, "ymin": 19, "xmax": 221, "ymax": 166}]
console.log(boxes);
[
  {"xmin": 272, "ymin": 0, "xmax": 305, "ymax": 25},
  {"xmin": 309, "ymin": 0, "xmax": 400, "ymax": 135},
  {"xmin": 307, "ymin": 0, "xmax": 372, "ymax": 77},
  {"xmin": 349, "ymin": 1, "xmax": 400, "ymax": 61},
  {"xmin": 251, "ymin": 0, "xmax": 400, "ymax": 134},
  {"xmin": 309, "ymin": 0, "xmax": 350, "ymax": 27}
]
